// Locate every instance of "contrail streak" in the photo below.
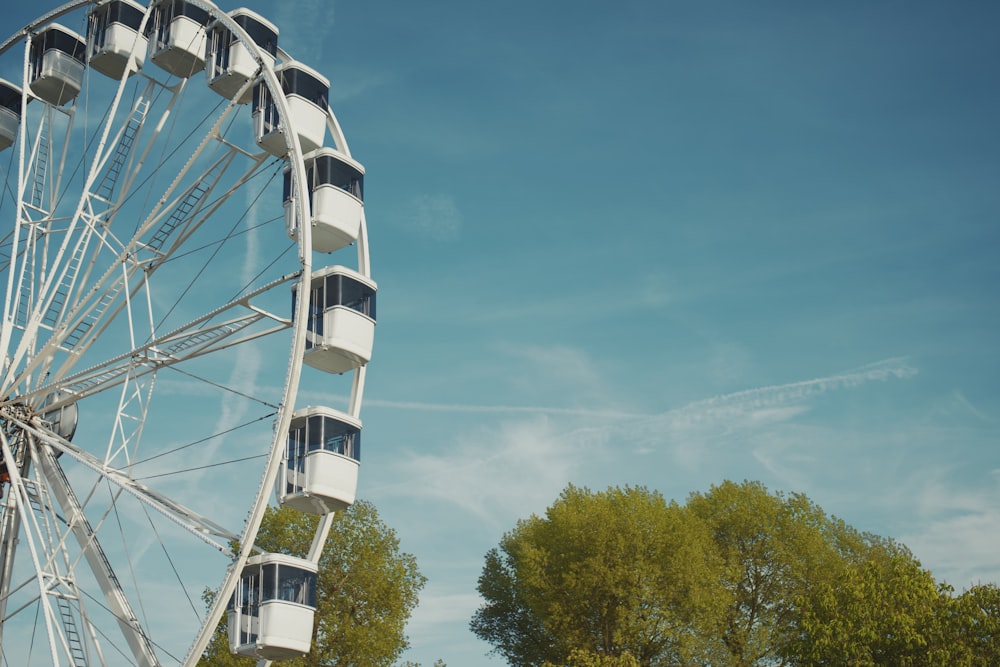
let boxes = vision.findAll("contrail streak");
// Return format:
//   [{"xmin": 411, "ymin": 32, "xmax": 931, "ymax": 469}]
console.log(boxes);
[{"xmin": 364, "ymin": 357, "xmax": 916, "ymax": 423}]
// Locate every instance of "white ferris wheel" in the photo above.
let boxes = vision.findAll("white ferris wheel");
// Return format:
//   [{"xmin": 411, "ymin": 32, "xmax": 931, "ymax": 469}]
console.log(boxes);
[{"xmin": 0, "ymin": 1, "xmax": 375, "ymax": 665}]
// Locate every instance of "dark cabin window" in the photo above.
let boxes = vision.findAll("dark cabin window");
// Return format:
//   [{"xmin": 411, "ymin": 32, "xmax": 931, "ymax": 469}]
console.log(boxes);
[
  {"xmin": 260, "ymin": 563, "xmax": 278, "ymax": 602},
  {"xmin": 313, "ymin": 153, "xmax": 364, "ymax": 201},
  {"xmin": 326, "ymin": 423, "xmax": 360, "ymax": 460},
  {"xmin": 282, "ymin": 168, "xmax": 292, "ymax": 203},
  {"xmin": 323, "ymin": 273, "xmax": 375, "ymax": 320},
  {"xmin": 234, "ymin": 14, "xmax": 278, "ymax": 56},
  {"xmin": 277, "ymin": 566, "xmax": 317, "ymax": 606},
  {"xmin": 106, "ymin": 1, "xmax": 145, "ymax": 29},
  {"xmin": 0, "ymin": 84, "xmax": 22, "ymax": 114},
  {"xmin": 33, "ymin": 28, "xmax": 86, "ymax": 62},
  {"xmin": 145, "ymin": 0, "xmax": 209, "ymax": 36},
  {"xmin": 279, "ymin": 68, "xmax": 328, "ymax": 108}
]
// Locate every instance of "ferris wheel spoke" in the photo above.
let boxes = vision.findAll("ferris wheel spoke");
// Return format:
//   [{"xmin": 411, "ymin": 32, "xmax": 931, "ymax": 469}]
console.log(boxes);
[
  {"xmin": 23, "ymin": 271, "xmax": 297, "ymax": 411},
  {"xmin": 30, "ymin": 440, "xmax": 160, "ymax": 667},
  {"xmin": 0, "ymin": 424, "xmax": 153, "ymax": 667},
  {"xmin": 6, "ymin": 126, "xmax": 278, "ymax": 396},
  {"xmin": 23, "ymin": 418, "xmax": 238, "ymax": 552}
]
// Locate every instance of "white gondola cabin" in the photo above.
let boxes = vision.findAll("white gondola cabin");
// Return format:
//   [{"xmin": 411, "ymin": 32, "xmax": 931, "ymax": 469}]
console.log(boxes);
[
  {"xmin": 284, "ymin": 147, "xmax": 365, "ymax": 253},
  {"xmin": 40, "ymin": 391, "xmax": 79, "ymax": 443},
  {"xmin": 146, "ymin": 0, "xmax": 210, "ymax": 78},
  {"xmin": 0, "ymin": 79, "xmax": 23, "ymax": 151},
  {"xmin": 281, "ymin": 406, "xmax": 360, "ymax": 514},
  {"xmin": 87, "ymin": 0, "xmax": 148, "ymax": 79},
  {"xmin": 228, "ymin": 553, "xmax": 317, "ymax": 660},
  {"xmin": 29, "ymin": 24, "xmax": 86, "ymax": 106},
  {"xmin": 293, "ymin": 266, "xmax": 376, "ymax": 374},
  {"xmin": 253, "ymin": 60, "xmax": 329, "ymax": 157},
  {"xmin": 206, "ymin": 8, "xmax": 278, "ymax": 103}
]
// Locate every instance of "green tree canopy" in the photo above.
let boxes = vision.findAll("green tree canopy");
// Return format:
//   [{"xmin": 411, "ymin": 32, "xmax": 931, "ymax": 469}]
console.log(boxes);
[
  {"xmin": 472, "ymin": 480, "xmax": 998, "ymax": 667},
  {"xmin": 940, "ymin": 583, "xmax": 1000, "ymax": 666},
  {"xmin": 790, "ymin": 532, "xmax": 949, "ymax": 666},
  {"xmin": 685, "ymin": 480, "xmax": 836, "ymax": 666},
  {"xmin": 200, "ymin": 500, "xmax": 425, "ymax": 667},
  {"xmin": 472, "ymin": 485, "xmax": 727, "ymax": 666}
]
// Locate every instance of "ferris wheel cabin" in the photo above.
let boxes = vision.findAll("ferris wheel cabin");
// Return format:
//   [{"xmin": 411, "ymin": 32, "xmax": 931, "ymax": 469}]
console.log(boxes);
[
  {"xmin": 206, "ymin": 8, "xmax": 279, "ymax": 103},
  {"xmin": 40, "ymin": 391, "xmax": 79, "ymax": 443},
  {"xmin": 254, "ymin": 60, "xmax": 329, "ymax": 157},
  {"xmin": 87, "ymin": 0, "xmax": 148, "ymax": 80},
  {"xmin": 146, "ymin": 0, "xmax": 210, "ymax": 78},
  {"xmin": 293, "ymin": 266, "xmax": 376, "ymax": 374},
  {"xmin": 0, "ymin": 79, "xmax": 23, "ymax": 151},
  {"xmin": 281, "ymin": 406, "xmax": 361, "ymax": 514},
  {"xmin": 28, "ymin": 24, "xmax": 86, "ymax": 107},
  {"xmin": 284, "ymin": 147, "xmax": 365, "ymax": 253},
  {"xmin": 228, "ymin": 553, "xmax": 318, "ymax": 660}
]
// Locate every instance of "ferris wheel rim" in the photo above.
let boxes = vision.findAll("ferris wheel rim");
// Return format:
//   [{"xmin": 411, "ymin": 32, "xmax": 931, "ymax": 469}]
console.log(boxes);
[{"xmin": 0, "ymin": 1, "xmax": 370, "ymax": 664}]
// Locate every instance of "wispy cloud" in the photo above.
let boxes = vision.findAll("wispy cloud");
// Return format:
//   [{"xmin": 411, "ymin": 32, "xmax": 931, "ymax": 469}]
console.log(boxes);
[
  {"xmin": 900, "ymin": 473, "xmax": 1000, "ymax": 588},
  {"xmin": 369, "ymin": 357, "xmax": 916, "ymax": 425},
  {"xmin": 910, "ymin": 510, "xmax": 1000, "ymax": 588},
  {"xmin": 375, "ymin": 416, "xmax": 591, "ymax": 529},
  {"xmin": 176, "ymin": 189, "xmax": 266, "ymax": 488},
  {"xmin": 406, "ymin": 193, "xmax": 463, "ymax": 241},
  {"xmin": 946, "ymin": 389, "xmax": 994, "ymax": 424},
  {"xmin": 273, "ymin": 0, "xmax": 336, "ymax": 64},
  {"xmin": 500, "ymin": 343, "xmax": 605, "ymax": 400},
  {"xmin": 374, "ymin": 358, "xmax": 917, "ymax": 526},
  {"xmin": 648, "ymin": 357, "xmax": 917, "ymax": 428},
  {"xmin": 330, "ymin": 67, "xmax": 394, "ymax": 103},
  {"xmin": 405, "ymin": 584, "xmax": 483, "ymax": 644},
  {"xmin": 365, "ymin": 398, "xmax": 644, "ymax": 419}
]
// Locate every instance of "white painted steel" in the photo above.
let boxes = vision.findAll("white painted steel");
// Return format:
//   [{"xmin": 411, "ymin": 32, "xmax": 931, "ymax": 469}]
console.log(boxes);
[
  {"xmin": 228, "ymin": 553, "xmax": 318, "ymax": 660},
  {"xmin": 148, "ymin": 0, "xmax": 208, "ymax": 78},
  {"xmin": 0, "ymin": 1, "xmax": 374, "ymax": 665},
  {"xmin": 0, "ymin": 78, "xmax": 22, "ymax": 150},
  {"xmin": 87, "ymin": 0, "xmax": 149, "ymax": 79},
  {"xmin": 28, "ymin": 24, "xmax": 86, "ymax": 106},
  {"xmin": 254, "ymin": 60, "xmax": 330, "ymax": 157},
  {"xmin": 206, "ymin": 8, "xmax": 278, "ymax": 103},
  {"xmin": 285, "ymin": 147, "xmax": 366, "ymax": 254},
  {"xmin": 281, "ymin": 406, "xmax": 361, "ymax": 514}
]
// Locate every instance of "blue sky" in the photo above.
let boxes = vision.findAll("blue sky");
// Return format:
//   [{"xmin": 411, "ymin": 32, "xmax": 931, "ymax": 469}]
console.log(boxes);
[
  {"xmin": 340, "ymin": 2, "xmax": 1000, "ymax": 664},
  {"xmin": 312, "ymin": 1, "xmax": 1000, "ymax": 663},
  {"xmin": 5, "ymin": 1, "xmax": 1000, "ymax": 665}
]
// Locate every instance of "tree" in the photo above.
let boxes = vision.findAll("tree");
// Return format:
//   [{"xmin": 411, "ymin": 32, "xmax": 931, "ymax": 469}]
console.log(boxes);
[
  {"xmin": 471, "ymin": 540, "xmax": 561, "ymax": 666},
  {"xmin": 940, "ymin": 583, "xmax": 1000, "ymax": 665},
  {"xmin": 200, "ymin": 500, "xmax": 425, "ymax": 667},
  {"xmin": 544, "ymin": 649, "xmax": 641, "ymax": 667},
  {"xmin": 472, "ymin": 480, "xmax": 997, "ymax": 667},
  {"xmin": 471, "ymin": 485, "xmax": 728, "ymax": 666},
  {"xmin": 789, "ymin": 532, "xmax": 950, "ymax": 666},
  {"xmin": 685, "ymin": 480, "xmax": 837, "ymax": 666}
]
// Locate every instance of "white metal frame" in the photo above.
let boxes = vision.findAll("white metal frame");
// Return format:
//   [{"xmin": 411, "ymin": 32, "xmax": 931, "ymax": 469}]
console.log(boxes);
[{"xmin": 0, "ymin": 1, "xmax": 372, "ymax": 665}]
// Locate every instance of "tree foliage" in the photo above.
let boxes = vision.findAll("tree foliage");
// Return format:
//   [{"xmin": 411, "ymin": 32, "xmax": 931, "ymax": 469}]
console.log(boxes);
[
  {"xmin": 544, "ymin": 648, "xmax": 641, "ymax": 667},
  {"xmin": 790, "ymin": 532, "xmax": 948, "ymax": 666},
  {"xmin": 200, "ymin": 500, "xmax": 425, "ymax": 667},
  {"xmin": 472, "ymin": 480, "xmax": 999, "ymax": 667},
  {"xmin": 941, "ymin": 583, "xmax": 1000, "ymax": 666},
  {"xmin": 686, "ymin": 480, "xmax": 834, "ymax": 666},
  {"xmin": 472, "ymin": 486, "xmax": 729, "ymax": 666}
]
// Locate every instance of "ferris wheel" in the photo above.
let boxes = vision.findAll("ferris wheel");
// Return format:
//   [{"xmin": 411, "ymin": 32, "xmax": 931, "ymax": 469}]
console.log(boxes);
[{"xmin": 0, "ymin": 1, "xmax": 375, "ymax": 665}]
